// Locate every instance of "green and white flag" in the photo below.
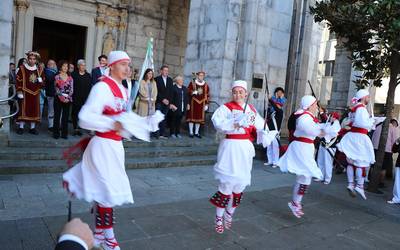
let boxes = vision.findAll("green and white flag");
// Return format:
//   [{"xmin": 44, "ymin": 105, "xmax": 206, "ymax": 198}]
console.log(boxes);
[{"xmin": 131, "ymin": 37, "xmax": 154, "ymax": 102}]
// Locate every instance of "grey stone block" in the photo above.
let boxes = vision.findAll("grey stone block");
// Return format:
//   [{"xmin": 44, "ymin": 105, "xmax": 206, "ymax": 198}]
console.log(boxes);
[{"xmin": 134, "ymin": 214, "xmax": 198, "ymax": 237}]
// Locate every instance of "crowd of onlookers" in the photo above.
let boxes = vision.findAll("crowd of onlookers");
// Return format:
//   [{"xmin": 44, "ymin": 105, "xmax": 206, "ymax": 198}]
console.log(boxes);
[{"xmin": 8, "ymin": 53, "xmax": 209, "ymax": 140}]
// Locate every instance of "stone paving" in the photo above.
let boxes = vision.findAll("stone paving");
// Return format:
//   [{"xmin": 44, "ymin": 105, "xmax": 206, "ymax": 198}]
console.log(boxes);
[{"xmin": 1, "ymin": 163, "xmax": 400, "ymax": 249}]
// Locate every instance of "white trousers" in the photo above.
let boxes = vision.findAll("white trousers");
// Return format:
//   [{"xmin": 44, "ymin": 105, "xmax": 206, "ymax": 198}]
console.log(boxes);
[
  {"xmin": 317, "ymin": 146, "xmax": 336, "ymax": 183},
  {"xmin": 266, "ymin": 138, "xmax": 280, "ymax": 164},
  {"xmin": 292, "ymin": 175, "xmax": 312, "ymax": 204},
  {"xmin": 393, "ymin": 168, "xmax": 400, "ymax": 203},
  {"xmin": 218, "ymin": 182, "xmax": 247, "ymax": 195}
]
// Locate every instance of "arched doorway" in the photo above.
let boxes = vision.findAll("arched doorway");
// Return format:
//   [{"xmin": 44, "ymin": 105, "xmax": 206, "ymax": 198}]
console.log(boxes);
[{"xmin": 32, "ymin": 17, "xmax": 87, "ymax": 65}]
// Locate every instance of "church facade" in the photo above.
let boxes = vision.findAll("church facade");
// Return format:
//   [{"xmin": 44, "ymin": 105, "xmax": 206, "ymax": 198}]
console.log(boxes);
[{"xmin": 1, "ymin": 0, "xmax": 348, "ymax": 136}]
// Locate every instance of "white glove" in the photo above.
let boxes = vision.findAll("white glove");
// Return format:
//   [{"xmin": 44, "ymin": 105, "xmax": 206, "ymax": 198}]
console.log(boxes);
[
  {"xmin": 234, "ymin": 113, "xmax": 249, "ymax": 127},
  {"xmin": 204, "ymin": 105, "xmax": 208, "ymax": 111},
  {"xmin": 17, "ymin": 92, "xmax": 24, "ymax": 99},
  {"xmin": 192, "ymin": 90, "xmax": 198, "ymax": 95},
  {"xmin": 61, "ymin": 93, "xmax": 69, "ymax": 97},
  {"xmin": 257, "ymin": 130, "xmax": 279, "ymax": 148}
]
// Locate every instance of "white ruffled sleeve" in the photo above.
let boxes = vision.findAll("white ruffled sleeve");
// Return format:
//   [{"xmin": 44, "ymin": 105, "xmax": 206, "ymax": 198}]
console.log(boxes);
[
  {"xmin": 78, "ymin": 82, "xmax": 115, "ymax": 132},
  {"xmin": 254, "ymin": 111, "xmax": 278, "ymax": 147},
  {"xmin": 323, "ymin": 120, "xmax": 341, "ymax": 141},
  {"xmin": 353, "ymin": 107, "xmax": 374, "ymax": 130},
  {"xmin": 211, "ymin": 105, "xmax": 236, "ymax": 133},
  {"xmin": 116, "ymin": 110, "xmax": 164, "ymax": 142},
  {"xmin": 254, "ymin": 112, "xmax": 267, "ymax": 131},
  {"xmin": 297, "ymin": 115, "xmax": 322, "ymax": 137}
]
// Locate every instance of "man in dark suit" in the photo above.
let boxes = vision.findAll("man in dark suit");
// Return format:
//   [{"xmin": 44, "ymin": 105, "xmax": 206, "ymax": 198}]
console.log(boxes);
[
  {"xmin": 55, "ymin": 218, "xmax": 93, "ymax": 250},
  {"xmin": 155, "ymin": 65, "xmax": 173, "ymax": 138},
  {"xmin": 91, "ymin": 55, "xmax": 108, "ymax": 85}
]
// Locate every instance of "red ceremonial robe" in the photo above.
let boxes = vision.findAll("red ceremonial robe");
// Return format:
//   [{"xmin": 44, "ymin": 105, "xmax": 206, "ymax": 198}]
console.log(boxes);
[
  {"xmin": 16, "ymin": 64, "xmax": 45, "ymax": 122},
  {"xmin": 186, "ymin": 81, "xmax": 209, "ymax": 124}
]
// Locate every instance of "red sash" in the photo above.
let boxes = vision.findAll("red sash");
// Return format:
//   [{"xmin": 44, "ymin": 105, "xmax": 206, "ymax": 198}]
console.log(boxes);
[
  {"xmin": 350, "ymin": 127, "xmax": 368, "ymax": 135},
  {"xmin": 292, "ymin": 137, "xmax": 314, "ymax": 144},
  {"xmin": 224, "ymin": 102, "xmax": 257, "ymax": 141},
  {"xmin": 289, "ymin": 111, "xmax": 318, "ymax": 143},
  {"xmin": 350, "ymin": 104, "xmax": 368, "ymax": 135},
  {"xmin": 95, "ymin": 77, "xmax": 126, "ymax": 141}
]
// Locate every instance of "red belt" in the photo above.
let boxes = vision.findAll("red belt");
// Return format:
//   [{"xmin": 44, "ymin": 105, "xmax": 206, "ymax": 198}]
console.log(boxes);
[
  {"xmin": 226, "ymin": 134, "xmax": 251, "ymax": 140},
  {"xmin": 292, "ymin": 137, "xmax": 314, "ymax": 144},
  {"xmin": 350, "ymin": 127, "xmax": 368, "ymax": 135},
  {"xmin": 96, "ymin": 131, "xmax": 122, "ymax": 141}
]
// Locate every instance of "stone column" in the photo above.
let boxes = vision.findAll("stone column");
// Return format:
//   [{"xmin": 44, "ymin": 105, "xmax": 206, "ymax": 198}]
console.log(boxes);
[
  {"xmin": 0, "ymin": 0, "xmax": 14, "ymax": 138},
  {"xmin": 93, "ymin": 4, "xmax": 107, "ymax": 65},
  {"xmin": 184, "ymin": 0, "xmax": 244, "ymax": 106},
  {"xmin": 327, "ymin": 40, "xmax": 353, "ymax": 112},
  {"xmin": 14, "ymin": 0, "xmax": 30, "ymax": 60},
  {"xmin": 117, "ymin": 9, "xmax": 128, "ymax": 50}
]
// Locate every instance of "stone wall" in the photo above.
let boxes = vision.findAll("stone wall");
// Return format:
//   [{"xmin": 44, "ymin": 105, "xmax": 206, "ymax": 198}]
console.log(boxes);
[
  {"xmin": 184, "ymin": 0, "xmax": 242, "ymax": 108},
  {"xmin": 317, "ymin": 26, "xmax": 337, "ymax": 106},
  {"xmin": 327, "ymin": 38, "xmax": 353, "ymax": 112},
  {"xmin": 126, "ymin": 0, "xmax": 190, "ymax": 77},
  {"xmin": 126, "ymin": 0, "xmax": 169, "ymax": 72},
  {"xmin": 234, "ymin": 0, "xmax": 294, "ymax": 111},
  {"xmin": 285, "ymin": 0, "xmax": 324, "ymax": 115},
  {"xmin": 163, "ymin": 0, "xmax": 190, "ymax": 77},
  {"xmin": 184, "ymin": 0, "xmax": 295, "ymax": 111},
  {"xmin": 0, "ymin": 0, "xmax": 13, "ymax": 138}
]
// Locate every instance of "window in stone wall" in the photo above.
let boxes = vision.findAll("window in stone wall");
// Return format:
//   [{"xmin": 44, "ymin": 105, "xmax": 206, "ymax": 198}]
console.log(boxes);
[
  {"xmin": 324, "ymin": 60, "xmax": 335, "ymax": 77},
  {"xmin": 329, "ymin": 31, "xmax": 336, "ymax": 40}
]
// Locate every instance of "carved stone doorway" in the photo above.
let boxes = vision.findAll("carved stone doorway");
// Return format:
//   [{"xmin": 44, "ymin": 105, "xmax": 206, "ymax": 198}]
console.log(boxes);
[{"xmin": 32, "ymin": 17, "xmax": 87, "ymax": 65}]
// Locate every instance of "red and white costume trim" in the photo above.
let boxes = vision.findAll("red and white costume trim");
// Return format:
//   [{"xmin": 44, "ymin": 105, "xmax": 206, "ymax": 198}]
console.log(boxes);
[
  {"xmin": 212, "ymin": 101, "xmax": 274, "ymax": 188},
  {"xmin": 210, "ymin": 96, "xmax": 276, "ymax": 232},
  {"xmin": 63, "ymin": 76, "xmax": 134, "ymax": 207},
  {"xmin": 337, "ymin": 103, "xmax": 375, "ymax": 167},
  {"xmin": 278, "ymin": 110, "xmax": 324, "ymax": 180}
]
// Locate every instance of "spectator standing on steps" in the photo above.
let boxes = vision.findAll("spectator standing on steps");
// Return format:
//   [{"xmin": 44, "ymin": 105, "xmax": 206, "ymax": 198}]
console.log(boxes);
[
  {"xmin": 53, "ymin": 60, "xmax": 73, "ymax": 140},
  {"xmin": 71, "ymin": 59, "xmax": 92, "ymax": 136},
  {"xmin": 155, "ymin": 65, "xmax": 173, "ymax": 139}
]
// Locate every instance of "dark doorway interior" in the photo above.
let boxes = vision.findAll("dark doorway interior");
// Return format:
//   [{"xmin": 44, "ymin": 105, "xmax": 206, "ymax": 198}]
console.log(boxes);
[{"xmin": 33, "ymin": 17, "xmax": 87, "ymax": 65}]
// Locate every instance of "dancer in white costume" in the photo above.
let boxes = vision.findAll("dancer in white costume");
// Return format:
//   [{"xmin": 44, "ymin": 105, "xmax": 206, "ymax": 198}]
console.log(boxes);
[
  {"xmin": 388, "ymin": 138, "xmax": 400, "ymax": 204},
  {"xmin": 337, "ymin": 89, "xmax": 375, "ymax": 200},
  {"xmin": 278, "ymin": 95, "xmax": 338, "ymax": 218},
  {"xmin": 209, "ymin": 80, "xmax": 277, "ymax": 233},
  {"xmin": 317, "ymin": 112, "xmax": 341, "ymax": 184},
  {"xmin": 63, "ymin": 51, "xmax": 163, "ymax": 250}
]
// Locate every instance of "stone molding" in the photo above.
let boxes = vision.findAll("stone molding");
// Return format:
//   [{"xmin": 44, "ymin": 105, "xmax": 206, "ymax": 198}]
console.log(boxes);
[{"xmin": 15, "ymin": 0, "xmax": 29, "ymax": 11}]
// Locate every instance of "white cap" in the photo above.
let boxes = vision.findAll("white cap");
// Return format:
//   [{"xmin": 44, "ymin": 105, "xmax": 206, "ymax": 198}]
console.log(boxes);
[
  {"xmin": 107, "ymin": 51, "xmax": 131, "ymax": 67},
  {"xmin": 301, "ymin": 95, "xmax": 317, "ymax": 110},
  {"xmin": 232, "ymin": 80, "xmax": 247, "ymax": 91},
  {"xmin": 355, "ymin": 89, "xmax": 369, "ymax": 100}
]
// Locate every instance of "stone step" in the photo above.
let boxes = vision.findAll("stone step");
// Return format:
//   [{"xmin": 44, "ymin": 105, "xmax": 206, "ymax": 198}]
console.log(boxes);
[
  {"xmin": 0, "ymin": 155, "xmax": 217, "ymax": 175},
  {"xmin": 0, "ymin": 146, "xmax": 218, "ymax": 160},
  {"xmin": 6, "ymin": 136, "xmax": 219, "ymax": 148}
]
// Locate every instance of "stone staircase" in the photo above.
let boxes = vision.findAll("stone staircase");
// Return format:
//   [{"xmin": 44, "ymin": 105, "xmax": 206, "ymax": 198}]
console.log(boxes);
[{"xmin": 0, "ymin": 134, "xmax": 219, "ymax": 175}]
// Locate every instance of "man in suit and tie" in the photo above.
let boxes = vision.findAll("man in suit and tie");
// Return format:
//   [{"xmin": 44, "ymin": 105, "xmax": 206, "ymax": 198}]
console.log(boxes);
[
  {"xmin": 155, "ymin": 65, "xmax": 173, "ymax": 138},
  {"xmin": 91, "ymin": 55, "xmax": 108, "ymax": 85}
]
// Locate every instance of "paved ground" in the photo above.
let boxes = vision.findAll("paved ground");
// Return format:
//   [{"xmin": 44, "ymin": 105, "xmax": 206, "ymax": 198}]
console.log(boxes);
[{"xmin": 1, "ymin": 162, "xmax": 400, "ymax": 249}]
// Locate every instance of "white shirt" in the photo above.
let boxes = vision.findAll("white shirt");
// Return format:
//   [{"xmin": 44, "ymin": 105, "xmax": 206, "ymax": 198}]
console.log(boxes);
[
  {"xmin": 162, "ymin": 75, "xmax": 167, "ymax": 87},
  {"xmin": 352, "ymin": 106, "xmax": 374, "ymax": 130},
  {"xmin": 100, "ymin": 66, "xmax": 107, "ymax": 75}
]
